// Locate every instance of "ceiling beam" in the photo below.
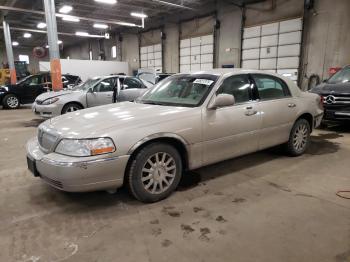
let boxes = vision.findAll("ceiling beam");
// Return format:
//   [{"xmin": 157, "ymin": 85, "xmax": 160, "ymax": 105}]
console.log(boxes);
[
  {"xmin": 0, "ymin": 26, "xmax": 105, "ymax": 38},
  {"xmin": 0, "ymin": 5, "xmax": 144, "ymax": 27}
]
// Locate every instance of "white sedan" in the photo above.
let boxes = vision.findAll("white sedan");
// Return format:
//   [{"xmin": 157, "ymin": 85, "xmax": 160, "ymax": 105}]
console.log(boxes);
[{"xmin": 32, "ymin": 75, "xmax": 153, "ymax": 118}]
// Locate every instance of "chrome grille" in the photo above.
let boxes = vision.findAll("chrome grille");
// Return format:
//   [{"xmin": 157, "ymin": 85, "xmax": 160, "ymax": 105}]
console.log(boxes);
[
  {"xmin": 38, "ymin": 128, "xmax": 58, "ymax": 152},
  {"xmin": 323, "ymin": 95, "xmax": 350, "ymax": 105}
]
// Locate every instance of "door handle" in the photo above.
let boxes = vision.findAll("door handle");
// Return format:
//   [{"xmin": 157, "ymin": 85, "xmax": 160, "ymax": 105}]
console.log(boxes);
[{"xmin": 288, "ymin": 103, "xmax": 296, "ymax": 108}]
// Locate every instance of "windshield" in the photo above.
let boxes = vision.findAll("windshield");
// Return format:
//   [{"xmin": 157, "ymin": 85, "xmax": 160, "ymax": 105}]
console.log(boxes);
[
  {"xmin": 137, "ymin": 74, "xmax": 218, "ymax": 107},
  {"xmin": 73, "ymin": 78, "xmax": 101, "ymax": 91},
  {"xmin": 327, "ymin": 66, "xmax": 350, "ymax": 84}
]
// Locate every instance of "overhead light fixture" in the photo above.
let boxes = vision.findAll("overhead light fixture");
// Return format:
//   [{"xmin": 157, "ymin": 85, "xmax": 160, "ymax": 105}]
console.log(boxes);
[
  {"xmin": 59, "ymin": 5, "xmax": 73, "ymax": 14},
  {"xmin": 62, "ymin": 15, "xmax": 80, "ymax": 22},
  {"xmin": 23, "ymin": 33, "xmax": 32, "ymax": 38},
  {"xmin": 131, "ymin": 12, "xmax": 148, "ymax": 18},
  {"xmin": 37, "ymin": 22, "xmax": 47, "ymax": 29},
  {"xmin": 12, "ymin": 41, "xmax": 19, "ymax": 46},
  {"xmin": 93, "ymin": 23, "xmax": 108, "ymax": 29},
  {"xmin": 94, "ymin": 0, "xmax": 117, "ymax": 4},
  {"xmin": 117, "ymin": 22, "xmax": 137, "ymax": 27},
  {"xmin": 76, "ymin": 31, "xmax": 89, "ymax": 36}
]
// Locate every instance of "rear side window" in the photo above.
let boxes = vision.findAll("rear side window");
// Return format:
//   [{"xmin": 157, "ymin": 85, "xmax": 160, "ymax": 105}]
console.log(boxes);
[
  {"xmin": 252, "ymin": 74, "xmax": 291, "ymax": 100},
  {"xmin": 216, "ymin": 74, "xmax": 251, "ymax": 104}
]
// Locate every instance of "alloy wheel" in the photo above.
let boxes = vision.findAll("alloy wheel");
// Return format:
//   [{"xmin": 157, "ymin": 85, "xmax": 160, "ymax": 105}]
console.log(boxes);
[
  {"xmin": 7, "ymin": 96, "xmax": 19, "ymax": 108},
  {"xmin": 293, "ymin": 123, "xmax": 308, "ymax": 152},
  {"xmin": 66, "ymin": 106, "xmax": 79, "ymax": 112},
  {"xmin": 141, "ymin": 152, "xmax": 176, "ymax": 194}
]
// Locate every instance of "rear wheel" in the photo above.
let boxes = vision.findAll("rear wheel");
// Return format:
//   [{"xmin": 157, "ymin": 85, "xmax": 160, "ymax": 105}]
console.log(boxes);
[
  {"xmin": 286, "ymin": 119, "xmax": 311, "ymax": 156},
  {"xmin": 127, "ymin": 143, "xmax": 182, "ymax": 203},
  {"xmin": 61, "ymin": 103, "xmax": 83, "ymax": 114},
  {"xmin": 3, "ymin": 94, "xmax": 20, "ymax": 109}
]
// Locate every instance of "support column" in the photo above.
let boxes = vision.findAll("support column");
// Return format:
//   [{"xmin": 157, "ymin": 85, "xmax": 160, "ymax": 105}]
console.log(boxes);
[
  {"xmin": 2, "ymin": 20, "xmax": 17, "ymax": 84},
  {"xmin": 43, "ymin": 0, "xmax": 62, "ymax": 91}
]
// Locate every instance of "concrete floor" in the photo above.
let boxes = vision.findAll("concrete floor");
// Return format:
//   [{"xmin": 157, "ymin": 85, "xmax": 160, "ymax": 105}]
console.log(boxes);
[{"xmin": 0, "ymin": 106, "xmax": 349, "ymax": 262}]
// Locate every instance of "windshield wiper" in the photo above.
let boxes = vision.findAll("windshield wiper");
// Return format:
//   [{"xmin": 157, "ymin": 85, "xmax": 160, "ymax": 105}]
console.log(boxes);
[{"xmin": 139, "ymin": 101, "xmax": 170, "ymax": 106}]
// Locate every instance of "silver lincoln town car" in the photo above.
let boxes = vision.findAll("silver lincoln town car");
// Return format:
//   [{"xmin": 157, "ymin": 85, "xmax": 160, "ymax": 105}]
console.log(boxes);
[{"xmin": 26, "ymin": 69, "xmax": 324, "ymax": 203}]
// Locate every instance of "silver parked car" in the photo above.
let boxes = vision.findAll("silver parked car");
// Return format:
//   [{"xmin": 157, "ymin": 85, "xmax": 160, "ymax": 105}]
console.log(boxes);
[
  {"xmin": 32, "ymin": 75, "xmax": 153, "ymax": 118},
  {"xmin": 26, "ymin": 69, "xmax": 323, "ymax": 202}
]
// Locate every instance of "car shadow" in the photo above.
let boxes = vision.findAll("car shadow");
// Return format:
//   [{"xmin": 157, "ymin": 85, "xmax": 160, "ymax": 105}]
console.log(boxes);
[{"xmin": 21, "ymin": 118, "xmax": 46, "ymax": 127}]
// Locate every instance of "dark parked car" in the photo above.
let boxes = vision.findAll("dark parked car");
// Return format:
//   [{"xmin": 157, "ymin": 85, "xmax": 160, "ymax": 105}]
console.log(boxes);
[
  {"xmin": 0, "ymin": 73, "xmax": 81, "ymax": 109},
  {"xmin": 310, "ymin": 65, "xmax": 350, "ymax": 123}
]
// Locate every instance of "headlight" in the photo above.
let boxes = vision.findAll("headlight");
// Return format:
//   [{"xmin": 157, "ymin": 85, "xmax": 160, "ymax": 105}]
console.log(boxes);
[
  {"xmin": 42, "ymin": 97, "xmax": 59, "ymax": 105},
  {"xmin": 55, "ymin": 138, "xmax": 116, "ymax": 157}
]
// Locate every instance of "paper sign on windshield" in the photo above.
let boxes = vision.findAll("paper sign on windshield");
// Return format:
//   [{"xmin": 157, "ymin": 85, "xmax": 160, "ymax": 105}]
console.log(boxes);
[{"xmin": 193, "ymin": 79, "xmax": 214, "ymax": 86}]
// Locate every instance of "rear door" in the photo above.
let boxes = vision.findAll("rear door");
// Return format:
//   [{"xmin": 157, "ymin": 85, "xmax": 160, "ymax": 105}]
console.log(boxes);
[
  {"xmin": 86, "ymin": 77, "xmax": 116, "ymax": 107},
  {"xmin": 251, "ymin": 73, "xmax": 297, "ymax": 149},
  {"xmin": 117, "ymin": 77, "xmax": 147, "ymax": 102}
]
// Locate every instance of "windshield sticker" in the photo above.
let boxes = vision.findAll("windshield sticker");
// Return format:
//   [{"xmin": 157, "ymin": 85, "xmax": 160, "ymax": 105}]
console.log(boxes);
[{"xmin": 193, "ymin": 79, "xmax": 214, "ymax": 86}]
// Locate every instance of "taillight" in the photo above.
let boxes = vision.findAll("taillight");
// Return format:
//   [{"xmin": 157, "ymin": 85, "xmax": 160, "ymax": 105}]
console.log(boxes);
[{"xmin": 318, "ymin": 95, "xmax": 324, "ymax": 110}]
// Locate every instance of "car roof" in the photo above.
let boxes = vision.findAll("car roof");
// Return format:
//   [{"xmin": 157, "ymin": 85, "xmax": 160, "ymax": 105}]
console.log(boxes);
[{"xmin": 177, "ymin": 68, "xmax": 295, "ymax": 82}]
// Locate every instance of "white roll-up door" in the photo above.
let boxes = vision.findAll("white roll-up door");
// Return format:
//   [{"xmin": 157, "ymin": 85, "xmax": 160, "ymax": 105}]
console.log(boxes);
[
  {"xmin": 180, "ymin": 34, "xmax": 214, "ymax": 73},
  {"xmin": 140, "ymin": 43, "xmax": 162, "ymax": 73},
  {"xmin": 242, "ymin": 18, "xmax": 303, "ymax": 83}
]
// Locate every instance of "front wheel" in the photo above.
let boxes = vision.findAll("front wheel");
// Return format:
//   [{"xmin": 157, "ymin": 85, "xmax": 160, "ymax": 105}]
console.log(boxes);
[
  {"xmin": 61, "ymin": 103, "xmax": 83, "ymax": 114},
  {"xmin": 286, "ymin": 119, "xmax": 311, "ymax": 156},
  {"xmin": 3, "ymin": 94, "xmax": 20, "ymax": 109},
  {"xmin": 127, "ymin": 143, "xmax": 183, "ymax": 203}
]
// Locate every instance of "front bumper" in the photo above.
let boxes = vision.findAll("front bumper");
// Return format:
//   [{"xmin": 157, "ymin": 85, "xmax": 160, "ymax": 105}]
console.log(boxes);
[
  {"xmin": 32, "ymin": 102, "xmax": 63, "ymax": 118},
  {"xmin": 324, "ymin": 109, "xmax": 350, "ymax": 122},
  {"xmin": 26, "ymin": 137, "xmax": 130, "ymax": 192}
]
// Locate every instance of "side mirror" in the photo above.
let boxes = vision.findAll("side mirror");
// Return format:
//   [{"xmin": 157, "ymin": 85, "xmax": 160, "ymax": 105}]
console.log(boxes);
[{"xmin": 208, "ymin": 94, "xmax": 235, "ymax": 109}]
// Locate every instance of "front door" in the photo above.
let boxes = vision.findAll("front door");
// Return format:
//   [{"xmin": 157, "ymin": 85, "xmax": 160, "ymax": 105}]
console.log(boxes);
[
  {"xmin": 117, "ymin": 77, "xmax": 146, "ymax": 102},
  {"xmin": 21, "ymin": 75, "xmax": 45, "ymax": 103},
  {"xmin": 250, "ymin": 74, "xmax": 298, "ymax": 150},
  {"xmin": 202, "ymin": 74, "xmax": 262, "ymax": 165},
  {"xmin": 86, "ymin": 77, "xmax": 117, "ymax": 107}
]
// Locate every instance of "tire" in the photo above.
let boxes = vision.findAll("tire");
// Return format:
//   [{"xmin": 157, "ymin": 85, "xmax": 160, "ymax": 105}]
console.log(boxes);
[
  {"xmin": 61, "ymin": 103, "xmax": 83, "ymax": 114},
  {"xmin": 286, "ymin": 119, "xmax": 311, "ymax": 156},
  {"xmin": 3, "ymin": 94, "xmax": 20, "ymax": 109},
  {"xmin": 127, "ymin": 143, "xmax": 183, "ymax": 203}
]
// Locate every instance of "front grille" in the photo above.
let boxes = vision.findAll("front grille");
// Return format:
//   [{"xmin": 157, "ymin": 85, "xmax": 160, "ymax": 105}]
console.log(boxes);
[
  {"xmin": 323, "ymin": 95, "xmax": 350, "ymax": 105},
  {"xmin": 41, "ymin": 176, "xmax": 63, "ymax": 189},
  {"xmin": 38, "ymin": 128, "xmax": 58, "ymax": 152}
]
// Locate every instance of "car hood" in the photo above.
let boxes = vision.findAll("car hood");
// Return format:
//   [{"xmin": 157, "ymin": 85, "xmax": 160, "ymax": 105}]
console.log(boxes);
[
  {"xmin": 36, "ymin": 90, "xmax": 80, "ymax": 101},
  {"xmin": 41, "ymin": 102, "xmax": 197, "ymax": 138},
  {"xmin": 0, "ymin": 84, "xmax": 17, "ymax": 91},
  {"xmin": 311, "ymin": 82, "xmax": 350, "ymax": 95}
]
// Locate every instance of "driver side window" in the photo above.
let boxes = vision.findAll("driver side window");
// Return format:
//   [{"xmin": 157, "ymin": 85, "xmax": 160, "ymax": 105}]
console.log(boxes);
[
  {"xmin": 26, "ymin": 75, "xmax": 42, "ymax": 86},
  {"xmin": 216, "ymin": 75, "xmax": 251, "ymax": 104},
  {"xmin": 93, "ymin": 78, "xmax": 116, "ymax": 92}
]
